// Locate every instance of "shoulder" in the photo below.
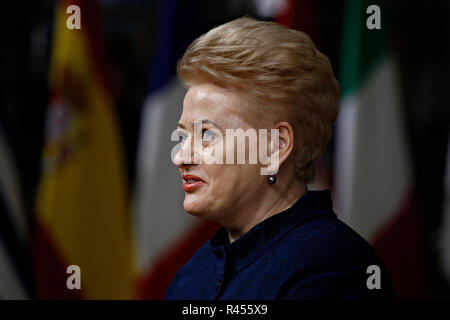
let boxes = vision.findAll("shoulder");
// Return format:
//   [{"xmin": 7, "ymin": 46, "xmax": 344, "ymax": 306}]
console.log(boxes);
[
  {"xmin": 284, "ymin": 213, "xmax": 381, "ymax": 265},
  {"xmin": 271, "ymin": 213, "xmax": 396, "ymax": 299}
]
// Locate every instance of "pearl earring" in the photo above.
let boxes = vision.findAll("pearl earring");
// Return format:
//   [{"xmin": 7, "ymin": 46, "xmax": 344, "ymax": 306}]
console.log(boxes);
[{"xmin": 267, "ymin": 175, "xmax": 276, "ymax": 184}]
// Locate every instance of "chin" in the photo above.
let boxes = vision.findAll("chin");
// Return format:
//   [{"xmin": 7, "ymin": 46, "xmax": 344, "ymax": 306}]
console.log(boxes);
[
  {"xmin": 183, "ymin": 194, "xmax": 218, "ymax": 220},
  {"xmin": 183, "ymin": 196, "xmax": 207, "ymax": 217}
]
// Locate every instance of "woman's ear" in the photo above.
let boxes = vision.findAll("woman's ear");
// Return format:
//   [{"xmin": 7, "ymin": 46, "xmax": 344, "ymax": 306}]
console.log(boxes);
[
  {"xmin": 273, "ymin": 121, "xmax": 294, "ymax": 166},
  {"xmin": 260, "ymin": 121, "xmax": 294, "ymax": 176}
]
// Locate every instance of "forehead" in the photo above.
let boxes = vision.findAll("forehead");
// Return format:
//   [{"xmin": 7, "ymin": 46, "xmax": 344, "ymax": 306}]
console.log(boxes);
[{"xmin": 180, "ymin": 83, "xmax": 248, "ymax": 128}]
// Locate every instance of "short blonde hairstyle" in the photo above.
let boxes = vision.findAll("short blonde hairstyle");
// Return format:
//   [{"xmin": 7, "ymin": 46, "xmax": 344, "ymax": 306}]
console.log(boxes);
[{"xmin": 177, "ymin": 16, "xmax": 339, "ymax": 183}]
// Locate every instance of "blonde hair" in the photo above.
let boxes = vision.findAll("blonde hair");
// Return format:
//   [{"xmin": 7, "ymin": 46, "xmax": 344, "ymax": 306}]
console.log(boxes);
[{"xmin": 177, "ymin": 16, "xmax": 339, "ymax": 183}]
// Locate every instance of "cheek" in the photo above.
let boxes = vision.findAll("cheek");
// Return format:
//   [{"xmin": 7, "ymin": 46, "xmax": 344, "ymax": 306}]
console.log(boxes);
[
  {"xmin": 203, "ymin": 137, "xmax": 262, "ymax": 192},
  {"xmin": 204, "ymin": 163, "xmax": 239, "ymax": 199},
  {"xmin": 206, "ymin": 163, "xmax": 258, "ymax": 199}
]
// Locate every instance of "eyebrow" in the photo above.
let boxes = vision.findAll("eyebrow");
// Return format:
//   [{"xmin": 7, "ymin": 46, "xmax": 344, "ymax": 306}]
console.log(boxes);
[{"xmin": 177, "ymin": 119, "xmax": 222, "ymax": 130}]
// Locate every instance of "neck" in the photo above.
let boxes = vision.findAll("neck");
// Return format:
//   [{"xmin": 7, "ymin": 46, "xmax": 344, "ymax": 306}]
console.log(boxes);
[{"xmin": 225, "ymin": 177, "xmax": 307, "ymax": 243}]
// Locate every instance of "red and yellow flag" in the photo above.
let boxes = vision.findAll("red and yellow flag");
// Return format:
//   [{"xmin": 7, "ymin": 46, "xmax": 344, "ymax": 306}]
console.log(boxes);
[{"xmin": 35, "ymin": 0, "xmax": 133, "ymax": 299}]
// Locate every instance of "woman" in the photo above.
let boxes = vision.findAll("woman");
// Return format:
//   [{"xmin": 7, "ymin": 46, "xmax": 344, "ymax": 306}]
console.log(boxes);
[{"xmin": 166, "ymin": 16, "xmax": 396, "ymax": 299}]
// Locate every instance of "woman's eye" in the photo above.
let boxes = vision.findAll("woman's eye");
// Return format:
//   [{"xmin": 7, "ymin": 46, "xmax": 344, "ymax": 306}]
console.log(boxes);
[{"xmin": 202, "ymin": 129, "xmax": 216, "ymax": 143}]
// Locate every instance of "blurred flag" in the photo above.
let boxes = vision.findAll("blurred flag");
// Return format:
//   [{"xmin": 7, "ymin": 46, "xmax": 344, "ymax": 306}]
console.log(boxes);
[
  {"xmin": 35, "ymin": 0, "xmax": 133, "ymax": 299},
  {"xmin": 335, "ymin": 0, "xmax": 428, "ymax": 298},
  {"xmin": 269, "ymin": 0, "xmax": 317, "ymax": 43},
  {"xmin": 439, "ymin": 131, "xmax": 450, "ymax": 284},
  {"xmin": 0, "ymin": 127, "xmax": 30, "ymax": 299},
  {"xmin": 133, "ymin": 0, "xmax": 220, "ymax": 299}
]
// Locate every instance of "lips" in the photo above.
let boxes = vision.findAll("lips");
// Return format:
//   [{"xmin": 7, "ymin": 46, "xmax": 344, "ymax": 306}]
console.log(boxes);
[{"xmin": 182, "ymin": 174, "xmax": 205, "ymax": 192}]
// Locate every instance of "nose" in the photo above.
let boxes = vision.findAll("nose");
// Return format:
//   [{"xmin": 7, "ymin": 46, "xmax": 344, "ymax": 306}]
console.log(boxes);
[
  {"xmin": 172, "ymin": 141, "xmax": 187, "ymax": 168},
  {"xmin": 172, "ymin": 136, "xmax": 187, "ymax": 168}
]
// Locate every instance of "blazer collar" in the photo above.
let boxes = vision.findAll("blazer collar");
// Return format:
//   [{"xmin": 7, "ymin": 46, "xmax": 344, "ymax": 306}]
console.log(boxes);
[{"xmin": 208, "ymin": 190, "xmax": 336, "ymax": 272}]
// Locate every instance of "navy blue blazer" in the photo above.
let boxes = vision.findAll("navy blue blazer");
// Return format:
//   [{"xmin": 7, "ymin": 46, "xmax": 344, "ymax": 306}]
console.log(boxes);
[{"xmin": 165, "ymin": 190, "xmax": 397, "ymax": 300}]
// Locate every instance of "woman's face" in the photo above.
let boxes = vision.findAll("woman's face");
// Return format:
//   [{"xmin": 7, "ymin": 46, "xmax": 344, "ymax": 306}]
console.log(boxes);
[{"xmin": 173, "ymin": 83, "xmax": 267, "ymax": 224}]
